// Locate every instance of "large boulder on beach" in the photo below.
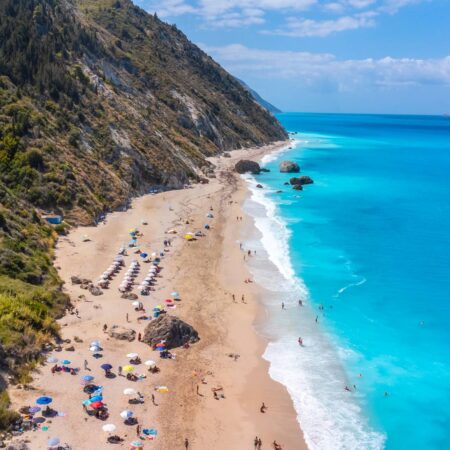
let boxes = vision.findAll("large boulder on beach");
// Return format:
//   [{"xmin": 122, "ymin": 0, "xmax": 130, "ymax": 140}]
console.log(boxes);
[
  {"xmin": 279, "ymin": 161, "xmax": 300, "ymax": 173},
  {"xmin": 234, "ymin": 160, "xmax": 261, "ymax": 175},
  {"xmin": 142, "ymin": 315, "xmax": 199, "ymax": 349},
  {"xmin": 290, "ymin": 176, "xmax": 314, "ymax": 186},
  {"xmin": 108, "ymin": 325, "xmax": 136, "ymax": 342},
  {"xmin": 89, "ymin": 285, "xmax": 103, "ymax": 296}
]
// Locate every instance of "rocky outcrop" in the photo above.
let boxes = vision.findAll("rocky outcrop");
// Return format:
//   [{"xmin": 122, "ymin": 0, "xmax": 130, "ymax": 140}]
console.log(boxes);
[
  {"xmin": 89, "ymin": 285, "xmax": 103, "ymax": 296},
  {"xmin": 279, "ymin": 161, "xmax": 300, "ymax": 173},
  {"xmin": 256, "ymin": 184, "xmax": 263, "ymax": 189},
  {"xmin": 235, "ymin": 160, "xmax": 261, "ymax": 175},
  {"xmin": 290, "ymin": 176, "xmax": 314, "ymax": 186},
  {"xmin": 142, "ymin": 315, "xmax": 199, "ymax": 349},
  {"xmin": 108, "ymin": 326, "xmax": 136, "ymax": 342},
  {"xmin": 292, "ymin": 185, "xmax": 303, "ymax": 191}
]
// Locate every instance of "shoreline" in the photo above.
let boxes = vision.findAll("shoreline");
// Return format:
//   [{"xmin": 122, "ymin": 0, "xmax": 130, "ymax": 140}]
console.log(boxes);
[{"xmin": 8, "ymin": 141, "xmax": 307, "ymax": 449}]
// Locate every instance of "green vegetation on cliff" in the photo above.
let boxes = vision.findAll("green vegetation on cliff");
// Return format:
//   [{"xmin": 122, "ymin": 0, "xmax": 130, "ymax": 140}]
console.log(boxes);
[{"xmin": 0, "ymin": 0, "xmax": 287, "ymax": 427}]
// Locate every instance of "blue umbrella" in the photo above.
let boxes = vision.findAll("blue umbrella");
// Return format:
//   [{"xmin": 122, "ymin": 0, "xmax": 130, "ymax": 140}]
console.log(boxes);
[
  {"xmin": 29, "ymin": 406, "xmax": 41, "ymax": 414},
  {"xmin": 48, "ymin": 437, "xmax": 60, "ymax": 447},
  {"xmin": 81, "ymin": 375, "xmax": 94, "ymax": 382},
  {"xmin": 140, "ymin": 253, "xmax": 148, "ymax": 259},
  {"xmin": 101, "ymin": 363, "xmax": 113, "ymax": 370},
  {"xmin": 36, "ymin": 396, "xmax": 53, "ymax": 405},
  {"xmin": 60, "ymin": 360, "xmax": 71, "ymax": 365},
  {"xmin": 90, "ymin": 395, "xmax": 103, "ymax": 402}
]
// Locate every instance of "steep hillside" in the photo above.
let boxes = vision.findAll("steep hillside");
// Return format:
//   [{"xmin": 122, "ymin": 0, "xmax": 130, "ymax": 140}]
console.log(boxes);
[
  {"xmin": 237, "ymin": 78, "xmax": 282, "ymax": 113},
  {"xmin": 0, "ymin": 0, "xmax": 287, "ymax": 428},
  {"xmin": 0, "ymin": 0, "xmax": 287, "ymax": 224}
]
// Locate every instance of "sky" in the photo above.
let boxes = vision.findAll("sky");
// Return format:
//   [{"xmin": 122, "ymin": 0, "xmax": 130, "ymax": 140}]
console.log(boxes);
[{"xmin": 134, "ymin": 0, "xmax": 450, "ymax": 114}]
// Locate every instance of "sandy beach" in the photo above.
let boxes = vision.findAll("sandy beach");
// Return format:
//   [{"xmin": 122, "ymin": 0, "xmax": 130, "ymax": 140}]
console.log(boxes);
[{"xmin": 9, "ymin": 141, "xmax": 307, "ymax": 450}]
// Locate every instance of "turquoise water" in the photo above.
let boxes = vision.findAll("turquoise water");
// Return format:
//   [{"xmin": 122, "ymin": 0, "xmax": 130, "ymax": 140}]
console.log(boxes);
[{"xmin": 245, "ymin": 113, "xmax": 450, "ymax": 449}]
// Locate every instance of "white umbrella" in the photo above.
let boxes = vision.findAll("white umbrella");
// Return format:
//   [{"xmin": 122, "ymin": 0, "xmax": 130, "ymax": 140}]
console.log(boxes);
[
  {"xmin": 120, "ymin": 410, "xmax": 133, "ymax": 419},
  {"xmin": 132, "ymin": 301, "xmax": 140, "ymax": 307},
  {"xmin": 144, "ymin": 360, "xmax": 156, "ymax": 367},
  {"xmin": 90, "ymin": 346, "xmax": 101, "ymax": 352},
  {"xmin": 90, "ymin": 341, "xmax": 101, "ymax": 347},
  {"xmin": 123, "ymin": 388, "xmax": 137, "ymax": 396},
  {"xmin": 102, "ymin": 424, "xmax": 117, "ymax": 433},
  {"xmin": 126, "ymin": 353, "xmax": 139, "ymax": 359}
]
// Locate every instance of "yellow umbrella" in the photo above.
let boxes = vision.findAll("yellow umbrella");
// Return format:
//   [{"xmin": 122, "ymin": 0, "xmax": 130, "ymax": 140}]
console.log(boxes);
[
  {"xmin": 122, "ymin": 365, "xmax": 135, "ymax": 373},
  {"xmin": 156, "ymin": 386, "xmax": 169, "ymax": 393}
]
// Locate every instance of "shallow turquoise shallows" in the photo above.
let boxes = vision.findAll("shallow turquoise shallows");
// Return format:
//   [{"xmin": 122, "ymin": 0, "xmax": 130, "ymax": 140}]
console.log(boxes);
[{"xmin": 243, "ymin": 113, "xmax": 450, "ymax": 450}]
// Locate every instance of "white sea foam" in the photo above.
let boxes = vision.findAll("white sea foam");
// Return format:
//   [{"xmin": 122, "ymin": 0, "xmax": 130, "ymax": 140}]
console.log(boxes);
[{"xmin": 242, "ymin": 150, "xmax": 386, "ymax": 449}]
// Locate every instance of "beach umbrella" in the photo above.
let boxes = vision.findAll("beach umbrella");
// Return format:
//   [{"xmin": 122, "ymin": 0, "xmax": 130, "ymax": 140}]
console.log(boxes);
[
  {"xmin": 144, "ymin": 360, "xmax": 156, "ymax": 368},
  {"xmin": 155, "ymin": 342, "xmax": 165, "ymax": 348},
  {"xmin": 90, "ymin": 395, "xmax": 103, "ymax": 402},
  {"xmin": 36, "ymin": 396, "xmax": 52, "ymax": 405},
  {"xmin": 60, "ymin": 359, "xmax": 71, "ymax": 365},
  {"xmin": 81, "ymin": 375, "xmax": 95, "ymax": 382},
  {"xmin": 123, "ymin": 388, "xmax": 137, "ymax": 396},
  {"xmin": 140, "ymin": 253, "xmax": 148, "ymax": 259},
  {"xmin": 164, "ymin": 299, "xmax": 174, "ymax": 304},
  {"xmin": 132, "ymin": 301, "xmax": 140, "ymax": 307},
  {"xmin": 47, "ymin": 437, "xmax": 60, "ymax": 447},
  {"xmin": 90, "ymin": 345, "xmax": 101, "ymax": 352},
  {"xmin": 171, "ymin": 291, "xmax": 180, "ymax": 298},
  {"xmin": 29, "ymin": 406, "xmax": 41, "ymax": 414},
  {"xmin": 101, "ymin": 364, "xmax": 113, "ymax": 371},
  {"xmin": 126, "ymin": 353, "xmax": 139, "ymax": 359},
  {"xmin": 120, "ymin": 409, "xmax": 133, "ymax": 419},
  {"xmin": 156, "ymin": 386, "xmax": 169, "ymax": 393},
  {"xmin": 122, "ymin": 365, "xmax": 135, "ymax": 373},
  {"xmin": 91, "ymin": 340, "xmax": 101, "ymax": 347},
  {"xmin": 47, "ymin": 357, "xmax": 58, "ymax": 364},
  {"xmin": 143, "ymin": 428, "xmax": 158, "ymax": 437},
  {"xmin": 90, "ymin": 401, "xmax": 104, "ymax": 410},
  {"xmin": 82, "ymin": 399, "xmax": 93, "ymax": 406},
  {"xmin": 130, "ymin": 440, "xmax": 144, "ymax": 449},
  {"xmin": 102, "ymin": 423, "xmax": 117, "ymax": 433}
]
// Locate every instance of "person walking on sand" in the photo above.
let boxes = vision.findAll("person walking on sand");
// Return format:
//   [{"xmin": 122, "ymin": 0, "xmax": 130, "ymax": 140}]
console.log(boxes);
[
  {"xmin": 136, "ymin": 424, "xmax": 140, "ymax": 437},
  {"xmin": 152, "ymin": 393, "xmax": 156, "ymax": 405},
  {"xmin": 84, "ymin": 360, "xmax": 89, "ymax": 371},
  {"xmin": 184, "ymin": 438, "xmax": 189, "ymax": 449},
  {"xmin": 254, "ymin": 436, "xmax": 259, "ymax": 449},
  {"xmin": 241, "ymin": 294, "xmax": 245, "ymax": 303},
  {"xmin": 103, "ymin": 323, "xmax": 108, "ymax": 333},
  {"xmin": 282, "ymin": 302, "xmax": 285, "ymax": 310},
  {"xmin": 138, "ymin": 332, "xmax": 142, "ymax": 342},
  {"xmin": 258, "ymin": 438, "xmax": 262, "ymax": 449},
  {"xmin": 118, "ymin": 366, "xmax": 122, "ymax": 377},
  {"xmin": 260, "ymin": 402, "xmax": 267, "ymax": 413},
  {"xmin": 232, "ymin": 294, "xmax": 236, "ymax": 303}
]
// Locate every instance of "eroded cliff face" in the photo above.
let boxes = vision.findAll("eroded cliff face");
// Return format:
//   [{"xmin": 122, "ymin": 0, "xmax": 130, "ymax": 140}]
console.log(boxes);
[{"xmin": 0, "ymin": 0, "xmax": 287, "ymax": 224}]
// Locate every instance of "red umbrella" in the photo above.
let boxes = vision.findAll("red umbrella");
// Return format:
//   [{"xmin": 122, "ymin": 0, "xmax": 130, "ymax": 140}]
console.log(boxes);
[
  {"xmin": 165, "ymin": 299, "xmax": 174, "ymax": 304},
  {"xmin": 155, "ymin": 342, "xmax": 165, "ymax": 348},
  {"xmin": 90, "ymin": 401, "xmax": 104, "ymax": 410}
]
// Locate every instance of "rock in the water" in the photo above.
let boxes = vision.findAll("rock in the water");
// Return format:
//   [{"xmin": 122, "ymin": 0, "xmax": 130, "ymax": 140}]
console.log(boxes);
[
  {"xmin": 142, "ymin": 315, "xmax": 199, "ymax": 349},
  {"xmin": 234, "ymin": 160, "xmax": 261, "ymax": 175},
  {"xmin": 290, "ymin": 176, "xmax": 314, "ymax": 186},
  {"xmin": 108, "ymin": 325, "xmax": 136, "ymax": 342},
  {"xmin": 260, "ymin": 168, "xmax": 270, "ymax": 173},
  {"xmin": 279, "ymin": 161, "xmax": 300, "ymax": 173},
  {"xmin": 89, "ymin": 285, "xmax": 103, "ymax": 296},
  {"xmin": 256, "ymin": 184, "xmax": 263, "ymax": 189},
  {"xmin": 292, "ymin": 184, "xmax": 303, "ymax": 191},
  {"xmin": 283, "ymin": 182, "xmax": 290, "ymax": 186}
]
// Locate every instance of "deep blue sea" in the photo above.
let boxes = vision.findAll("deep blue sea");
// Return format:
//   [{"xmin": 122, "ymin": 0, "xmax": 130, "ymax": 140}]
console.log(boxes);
[{"xmin": 243, "ymin": 113, "xmax": 450, "ymax": 450}]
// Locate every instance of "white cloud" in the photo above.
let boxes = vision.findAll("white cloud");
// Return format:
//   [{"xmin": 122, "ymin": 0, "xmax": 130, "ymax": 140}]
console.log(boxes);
[
  {"xmin": 269, "ymin": 11, "xmax": 378, "ymax": 37},
  {"xmin": 200, "ymin": 44, "xmax": 450, "ymax": 91}
]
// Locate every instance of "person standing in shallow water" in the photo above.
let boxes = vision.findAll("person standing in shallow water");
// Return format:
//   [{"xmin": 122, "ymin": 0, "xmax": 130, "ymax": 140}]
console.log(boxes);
[{"xmin": 184, "ymin": 438, "xmax": 189, "ymax": 449}]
